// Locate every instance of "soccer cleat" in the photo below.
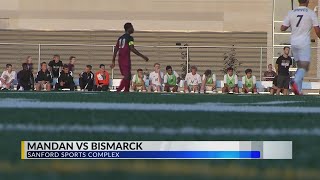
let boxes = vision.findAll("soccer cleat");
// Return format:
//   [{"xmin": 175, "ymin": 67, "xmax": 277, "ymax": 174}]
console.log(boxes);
[{"xmin": 290, "ymin": 81, "xmax": 300, "ymax": 95}]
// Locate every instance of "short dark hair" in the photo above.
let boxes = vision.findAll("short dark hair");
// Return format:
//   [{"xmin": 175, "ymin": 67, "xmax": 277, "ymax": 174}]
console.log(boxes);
[
  {"xmin": 6, "ymin": 64, "xmax": 12, "ymax": 68},
  {"xmin": 124, "ymin": 23, "xmax": 133, "ymax": 31},
  {"xmin": 283, "ymin": 46, "xmax": 290, "ymax": 50},
  {"xmin": 41, "ymin": 62, "xmax": 47, "ymax": 66},
  {"xmin": 154, "ymin": 63, "xmax": 160, "ymax": 67},
  {"xmin": 53, "ymin": 54, "xmax": 60, "ymax": 58},
  {"xmin": 69, "ymin": 56, "xmax": 76, "ymax": 60},
  {"xmin": 166, "ymin": 65, "xmax": 172, "ymax": 71},
  {"xmin": 227, "ymin": 67, "xmax": 233, "ymax": 71},
  {"xmin": 22, "ymin": 63, "xmax": 28, "ymax": 69},
  {"xmin": 99, "ymin": 64, "xmax": 105, "ymax": 68},
  {"xmin": 63, "ymin": 64, "xmax": 69, "ymax": 69},
  {"xmin": 298, "ymin": 0, "xmax": 308, "ymax": 4},
  {"xmin": 137, "ymin": 69, "xmax": 143, "ymax": 72},
  {"xmin": 86, "ymin": 65, "xmax": 92, "ymax": 69},
  {"xmin": 204, "ymin": 70, "xmax": 212, "ymax": 76},
  {"xmin": 245, "ymin": 69, "xmax": 252, "ymax": 74}
]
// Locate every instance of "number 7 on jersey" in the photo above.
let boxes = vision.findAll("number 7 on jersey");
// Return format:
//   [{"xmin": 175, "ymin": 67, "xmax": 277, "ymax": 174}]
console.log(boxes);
[{"xmin": 296, "ymin": 15, "xmax": 303, "ymax": 27}]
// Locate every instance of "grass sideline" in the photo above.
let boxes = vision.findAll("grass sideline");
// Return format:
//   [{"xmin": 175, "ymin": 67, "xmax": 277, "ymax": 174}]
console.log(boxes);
[{"xmin": 0, "ymin": 92, "xmax": 319, "ymax": 179}]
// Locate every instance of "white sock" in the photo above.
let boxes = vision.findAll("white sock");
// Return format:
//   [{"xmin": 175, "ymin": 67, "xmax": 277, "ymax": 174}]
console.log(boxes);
[{"xmin": 294, "ymin": 68, "xmax": 306, "ymax": 92}]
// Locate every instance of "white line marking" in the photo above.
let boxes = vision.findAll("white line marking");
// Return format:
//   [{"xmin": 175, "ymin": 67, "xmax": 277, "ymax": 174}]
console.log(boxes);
[
  {"xmin": 0, "ymin": 99, "xmax": 318, "ymax": 113},
  {"xmin": 0, "ymin": 123, "xmax": 319, "ymax": 136}
]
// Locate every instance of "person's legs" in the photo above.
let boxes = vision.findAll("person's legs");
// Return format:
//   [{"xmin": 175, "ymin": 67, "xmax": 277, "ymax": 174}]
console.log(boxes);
[
  {"xmin": 117, "ymin": 65, "xmax": 131, "ymax": 92},
  {"xmin": 102, "ymin": 85, "xmax": 109, "ymax": 91},
  {"xmin": 291, "ymin": 46, "xmax": 310, "ymax": 94},
  {"xmin": 233, "ymin": 87, "xmax": 239, "ymax": 93},
  {"xmin": 276, "ymin": 76, "xmax": 285, "ymax": 95}
]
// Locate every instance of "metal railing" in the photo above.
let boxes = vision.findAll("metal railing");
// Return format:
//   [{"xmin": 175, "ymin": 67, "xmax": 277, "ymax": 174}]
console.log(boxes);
[{"xmin": 0, "ymin": 43, "xmax": 318, "ymax": 81}]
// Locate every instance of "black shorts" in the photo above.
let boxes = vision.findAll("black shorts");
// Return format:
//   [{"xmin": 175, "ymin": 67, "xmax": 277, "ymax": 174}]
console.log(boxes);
[{"xmin": 277, "ymin": 75, "xmax": 290, "ymax": 89}]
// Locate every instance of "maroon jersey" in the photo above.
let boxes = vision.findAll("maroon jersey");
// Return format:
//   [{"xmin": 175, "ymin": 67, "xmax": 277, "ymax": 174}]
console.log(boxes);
[
  {"xmin": 116, "ymin": 33, "xmax": 134, "ymax": 78},
  {"xmin": 117, "ymin": 33, "xmax": 134, "ymax": 66}
]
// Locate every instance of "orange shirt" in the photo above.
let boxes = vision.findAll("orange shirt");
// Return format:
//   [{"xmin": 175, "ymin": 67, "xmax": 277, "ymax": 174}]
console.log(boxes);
[{"xmin": 95, "ymin": 71, "xmax": 109, "ymax": 86}]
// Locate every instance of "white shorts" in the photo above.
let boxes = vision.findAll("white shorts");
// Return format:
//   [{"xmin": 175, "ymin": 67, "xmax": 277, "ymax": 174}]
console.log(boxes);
[{"xmin": 291, "ymin": 45, "xmax": 311, "ymax": 62}]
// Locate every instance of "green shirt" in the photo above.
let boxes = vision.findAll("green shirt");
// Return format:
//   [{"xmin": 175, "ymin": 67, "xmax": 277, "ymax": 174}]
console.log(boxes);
[
  {"xmin": 245, "ymin": 76, "xmax": 254, "ymax": 89},
  {"xmin": 226, "ymin": 74, "xmax": 235, "ymax": 88},
  {"xmin": 166, "ymin": 73, "xmax": 177, "ymax": 85},
  {"xmin": 133, "ymin": 74, "xmax": 144, "ymax": 85},
  {"xmin": 206, "ymin": 76, "xmax": 214, "ymax": 85}
]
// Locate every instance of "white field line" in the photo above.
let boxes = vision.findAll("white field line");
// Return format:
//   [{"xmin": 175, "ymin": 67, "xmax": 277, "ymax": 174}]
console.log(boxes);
[
  {"xmin": 0, "ymin": 100, "xmax": 318, "ymax": 113},
  {"xmin": 1, "ymin": 123, "xmax": 320, "ymax": 136}
]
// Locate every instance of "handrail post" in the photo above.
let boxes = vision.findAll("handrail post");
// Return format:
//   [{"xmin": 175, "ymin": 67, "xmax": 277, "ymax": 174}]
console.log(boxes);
[
  {"xmin": 112, "ymin": 45, "xmax": 115, "ymax": 80},
  {"xmin": 38, "ymin": 44, "xmax": 41, "ymax": 71},
  {"xmin": 186, "ymin": 46, "xmax": 189, "ymax": 73},
  {"xmin": 260, "ymin": 47, "xmax": 263, "ymax": 81}
]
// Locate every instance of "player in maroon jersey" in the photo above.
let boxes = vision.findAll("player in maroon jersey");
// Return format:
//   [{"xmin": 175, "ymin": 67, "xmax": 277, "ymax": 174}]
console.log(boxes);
[{"xmin": 111, "ymin": 23, "xmax": 149, "ymax": 92}]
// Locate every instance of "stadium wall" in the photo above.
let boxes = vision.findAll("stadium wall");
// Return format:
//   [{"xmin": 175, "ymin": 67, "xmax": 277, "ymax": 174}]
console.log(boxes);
[{"xmin": 0, "ymin": 0, "xmax": 272, "ymax": 32}]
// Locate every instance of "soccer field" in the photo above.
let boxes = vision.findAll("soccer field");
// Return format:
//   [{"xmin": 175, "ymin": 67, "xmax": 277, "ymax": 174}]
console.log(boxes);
[{"xmin": 0, "ymin": 92, "xmax": 320, "ymax": 180}]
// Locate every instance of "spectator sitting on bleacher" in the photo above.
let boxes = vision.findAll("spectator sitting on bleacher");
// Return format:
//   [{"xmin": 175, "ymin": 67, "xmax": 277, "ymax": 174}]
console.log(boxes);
[
  {"xmin": 200, "ymin": 69, "xmax": 216, "ymax": 93},
  {"xmin": 0, "ymin": 64, "xmax": 16, "ymax": 90},
  {"xmin": 95, "ymin": 64, "xmax": 109, "ymax": 91},
  {"xmin": 164, "ymin": 66, "xmax": 180, "ymax": 93},
  {"xmin": 48, "ymin": 54, "xmax": 63, "ymax": 78},
  {"xmin": 17, "ymin": 63, "xmax": 34, "ymax": 91},
  {"xmin": 35, "ymin": 62, "xmax": 52, "ymax": 91},
  {"xmin": 55, "ymin": 64, "xmax": 75, "ymax": 91},
  {"xmin": 132, "ymin": 69, "xmax": 147, "ymax": 92},
  {"xmin": 242, "ymin": 69, "xmax": 257, "ymax": 94},
  {"xmin": 222, "ymin": 67, "xmax": 239, "ymax": 94},
  {"xmin": 79, "ymin": 65, "xmax": 94, "ymax": 91},
  {"xmin": 67, "ymin": 56, "xmax": 76, "ymax": 73},
  {"xmin": 264, "ymin": 64, "xmax": 277, "ymax": 81},
  {"xmin": 184, "ymin": 66, "xmax": 201, "ymax": 93},
  {"xmin": 149, "ymin": 63, "xmax": 163, "ymax": 92},
  {"xmin": 25, "ymin": 56, "xmax": 34, "ymax": 72}
]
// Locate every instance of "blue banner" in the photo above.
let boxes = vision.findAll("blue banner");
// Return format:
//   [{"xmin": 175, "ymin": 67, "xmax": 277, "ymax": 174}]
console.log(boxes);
[{"xmin": 26, "ymin": 151, "xmax": 260, "ymax": 159}]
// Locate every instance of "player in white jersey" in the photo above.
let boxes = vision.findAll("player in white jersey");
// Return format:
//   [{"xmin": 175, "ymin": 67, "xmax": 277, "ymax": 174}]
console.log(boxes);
[
  {"xmin": 148, "ymin": 63, "xmax": 163, "ymax": 92},
  {"xmin": 0, "ymin": 64, "xmax": 16, "ymax": 90},
  {"xmin": 281, "ymin": 0, "xmax": 320, "ymax": 95}
]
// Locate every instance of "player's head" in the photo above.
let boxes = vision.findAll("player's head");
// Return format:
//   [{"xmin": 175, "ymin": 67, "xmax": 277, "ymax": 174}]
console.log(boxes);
[
  {"xmin": 6, "ymin": 64, "xmax": 12, "ymax": 72},
  {"xmin": 298, "ymin": 0, "xmax": 309, "ymax": 6},
  {"xmin": 137, "ymin": 69, "xmax": 143, "ymax": 76},
  {"xmin": 268, "ymin": 64, "xmax": 273, "ymax": 71},
  {"xmin": 85, "ymin": 65, "xmax": 92, "ymax": 73},
  {"xmin": 227, "ymin": 67, "xmax": 233, "ymax": 75},
  {"xmin": 41, "ymin": 62, "xmax": 47, "ymax": 71},
  {"xmin": 53, "ymin": 54, "xmax": 60, "ymax": 62},
  {"xmin": 26, "ymin": 56, "xmax": 32, "ymax": 63},
  {"xmin": 166, "ymin": 65, "xmax": 173, "ymax": 74},
  {"xmin": 283, "ymin": 46, "xmax": 290, "ymax": 56},
  {"xmin": 204, "ymin": 69, "xmax": 212, "ymax": 77},
  {"xmin": 245, "ymin": 69, "xmax": 252, "ymax": 78},
  {"xmin": 99, "ymin": 64, "xmax": 105, "ymax": 71},
  {"xmin": 191, "ymin": 66, "xmax": 197, "ymax": 74},
  {"xmin": 154, "ymin": 63, "xmax": 160, "ymax": 70},
  {"xmin": 63, "ymin": 64, "xmax": 69, "ymax": 73},
  {"xmin": 22, "ymin": 63, "xmax": 28, "ymax": 70},
  {"xmin": 69, "ymin": 56, "xmax": 76, "ymax": 64},
  {"xmin": 124, "ymin": 23, "xmax": 134, "ymax": 34}
]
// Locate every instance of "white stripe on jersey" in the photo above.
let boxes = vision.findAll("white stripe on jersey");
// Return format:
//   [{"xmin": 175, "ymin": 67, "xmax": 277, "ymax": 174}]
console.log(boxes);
[{"xmin": 282, "ymin": 6, "xmax": 319, "ymax": 47}]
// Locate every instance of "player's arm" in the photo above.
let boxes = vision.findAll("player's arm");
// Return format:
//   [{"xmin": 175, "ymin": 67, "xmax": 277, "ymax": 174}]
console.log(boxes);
[
  {"xmin": 280, "ymin": 25, "xmax": 289, "ymax": 31},
  {"xmin": 129, "ymin": 46, "xmax": 149, "ymax": 61},
  {"xmin": 281, "ymin": 13, "xmax": 290, "ymax": 31},
  {"xmin": 314, "ymin": 26, "xmax": 320, "ymax": 39}
]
